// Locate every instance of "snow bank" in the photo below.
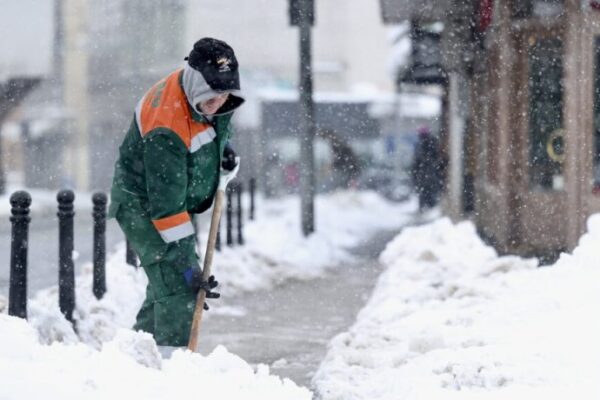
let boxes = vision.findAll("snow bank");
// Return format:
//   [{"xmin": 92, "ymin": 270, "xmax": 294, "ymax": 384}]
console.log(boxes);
[
  {"xmin": 314, "ymin": 217, "xmax": 600, "ymax": 399},
  {"xmin": 0, "ymin": 315, "xmax": 311, "ymax": 399},
  {"xmin": 28, "ymin": 242, "xmax": 147, "ymax": 348},
  {"xmin": 2, "ymin": 246, "xmax": 309, "ymax": 399}
]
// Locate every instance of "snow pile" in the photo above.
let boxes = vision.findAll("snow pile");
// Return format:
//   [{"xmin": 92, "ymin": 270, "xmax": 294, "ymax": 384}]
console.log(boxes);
[
  {"xmin": 210, "ymin": 190, "xmax": 415, "ymax": 293},
  {"xmin": 0, "ymin": 315, "xmax": 311, "ymax": 399},
  {"xmin": 3, "ymin": 245, "xmax": 310, "ymax": 399},
  {"xmin": 313, "ymin": 217, "xmax": 600, "ymax": 399},
  {"xmin": 28, "ymin": 242, "xmax": 147, "ymax": 348}
]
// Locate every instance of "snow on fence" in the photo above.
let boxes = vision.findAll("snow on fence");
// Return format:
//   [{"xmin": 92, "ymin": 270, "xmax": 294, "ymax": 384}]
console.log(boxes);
[{"xmin": 6, "ymin": 178, "xmax": 256, "ymax": 323}]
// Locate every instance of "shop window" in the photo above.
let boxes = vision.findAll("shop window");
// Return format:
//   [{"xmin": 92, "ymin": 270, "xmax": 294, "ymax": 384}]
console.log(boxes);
[
  {"xmin": 593, "ymin": 37, "xmax": 600, "ymax": 193},
  {"xmin": 528, "ymin": 37, "xmax": 564, "ymax": 191},
  {"xmin": 486, "ymin": 47, "xmax": 501, "ymax": 185},
  {"xmin": 511, "ymin": 0, "xmax": 564, "ymax": 19}
]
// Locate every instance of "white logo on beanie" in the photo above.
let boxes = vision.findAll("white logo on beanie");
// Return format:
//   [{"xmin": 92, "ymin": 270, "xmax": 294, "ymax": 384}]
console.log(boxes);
[{"xmin": 216, "ymin": 57, "xmax": 232, "ymax": 72}]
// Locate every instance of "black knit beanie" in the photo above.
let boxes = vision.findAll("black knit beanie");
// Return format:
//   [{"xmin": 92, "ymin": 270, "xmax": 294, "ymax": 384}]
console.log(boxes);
[{"xmin": 185, "ymin": 38, "xmax": 240, "ymax": 92}]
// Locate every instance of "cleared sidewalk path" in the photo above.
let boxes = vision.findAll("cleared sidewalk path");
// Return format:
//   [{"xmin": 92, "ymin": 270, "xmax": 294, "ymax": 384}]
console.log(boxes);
[{"xmin": 197, "ymin": 228, "xmax": 404, "ymax": 389}]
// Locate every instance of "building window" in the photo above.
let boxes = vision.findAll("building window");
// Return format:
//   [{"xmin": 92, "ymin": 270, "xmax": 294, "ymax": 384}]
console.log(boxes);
[
  {"xmin": 511, "ymin": 0, "xmax": 564, "ymax": 19},
  {"xmin": 486, "ymin": 47, "xmax": 501, "ymax": 185},
  {"xmin": 593, "ymin": 37, "xmax": 600, "ymax": 192},
  {"xmin": 528, "ymin": 37, "xmax": 564, "ymax": 191}
]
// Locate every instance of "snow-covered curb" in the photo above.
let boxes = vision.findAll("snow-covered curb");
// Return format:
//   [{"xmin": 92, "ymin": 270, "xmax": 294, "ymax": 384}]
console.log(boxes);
[{"xmin": 313, "ymin": 217, "xmax": 600, "ymax": 399}]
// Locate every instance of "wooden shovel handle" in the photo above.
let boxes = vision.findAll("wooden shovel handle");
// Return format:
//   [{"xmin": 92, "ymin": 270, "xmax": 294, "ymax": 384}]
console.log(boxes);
[{"xmin": 187, "ymin": 189, "xmax": 225, "ymax": 352}]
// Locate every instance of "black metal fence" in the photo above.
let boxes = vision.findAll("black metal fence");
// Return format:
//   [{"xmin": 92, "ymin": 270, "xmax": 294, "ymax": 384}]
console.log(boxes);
[{"xmin": 7, "ymin": 178, "xmax": 257, "ymax": 321}]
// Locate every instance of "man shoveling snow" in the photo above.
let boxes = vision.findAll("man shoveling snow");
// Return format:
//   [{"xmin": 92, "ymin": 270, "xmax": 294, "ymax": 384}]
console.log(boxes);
[{"xmin": 109, "ymin": 37, "xmax": 244, "ymax": 347}]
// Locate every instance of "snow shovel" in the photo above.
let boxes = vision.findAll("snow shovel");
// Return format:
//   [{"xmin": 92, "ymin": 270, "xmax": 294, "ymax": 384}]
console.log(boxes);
[{"xmin": 187, "ymin": 158, "xmax": 240, "ymax": 352}]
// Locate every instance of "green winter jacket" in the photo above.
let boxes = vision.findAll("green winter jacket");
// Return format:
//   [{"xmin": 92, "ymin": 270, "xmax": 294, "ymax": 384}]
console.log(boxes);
[
  {"xmin": 109, "ymin": 68, "xmax": 242, "ymax": 246},
  {"xmin": 110, "ymin": 111, "xmax": 232, "ymax": 216}
]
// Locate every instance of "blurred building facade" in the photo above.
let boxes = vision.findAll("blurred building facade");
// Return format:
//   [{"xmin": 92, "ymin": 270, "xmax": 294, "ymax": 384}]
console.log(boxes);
[
  {"xmin": 5, "ymin": 0, "xmax": 432, "ymax": 203},
  {"xmin": 1, "ymin": 0, "xmax": 186, "ymax": 192},
  {"xmin": 5, "ymin": 0, "xmax": 397, "ymax": 192},
  {"xmin": 257, "ymin": 90, "xmax": 440, "ymax": 197},
  {"xmin": 381, "ymin": 0, "xmax": 600, "ymax": 258},
  {"xmin": 87, "ymin": 0, "xmax": 187, "ymax": 190}
]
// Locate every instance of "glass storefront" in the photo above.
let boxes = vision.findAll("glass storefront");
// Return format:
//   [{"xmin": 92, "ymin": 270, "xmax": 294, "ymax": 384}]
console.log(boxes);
[
  {"xmin": 528, "ymin": 37, "xmax": 564, "ymax": 190},
  {"xmin": 511, "ymin": 0, "xmax": 564, "ymax": 19}
]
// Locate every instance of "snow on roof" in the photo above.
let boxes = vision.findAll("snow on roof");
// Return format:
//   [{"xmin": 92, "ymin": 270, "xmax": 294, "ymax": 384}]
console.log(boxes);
[
  {"xmin": 258, "ymin": 87, "xmax": 441, "ymax": 119},
  {"xmin": 258, "ymin": 86, "xmax": 396, "ymax": 104}
]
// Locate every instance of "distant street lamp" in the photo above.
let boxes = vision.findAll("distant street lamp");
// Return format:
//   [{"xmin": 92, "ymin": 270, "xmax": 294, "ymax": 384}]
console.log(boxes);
[{"xmin": 290, "ymin": 0, "xmax": 316, "ymax": 236}]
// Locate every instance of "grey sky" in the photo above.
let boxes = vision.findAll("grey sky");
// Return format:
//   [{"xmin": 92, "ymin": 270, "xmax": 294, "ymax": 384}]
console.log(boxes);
[{"xmin": 0, "ymin": 0, "xmax": 53, "ymax": 79}]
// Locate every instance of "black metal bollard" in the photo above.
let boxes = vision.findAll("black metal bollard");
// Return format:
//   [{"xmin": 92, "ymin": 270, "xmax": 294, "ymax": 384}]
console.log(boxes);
[
  {"xmin": 226, "ymin": 185, "xmax": 234, "ymax": 246},
  {"xmin": 126, "ymin": 239, "xmax": 138, "ymax": 268},
  {"xmin": 249, "ymin": 178, "xmax": 256, "ymax": 220},
  {"xmin": 57, "ymin": 190, "xmax": 75, "ymax": 323},
  {"xmin": 92, "ymin": 193, "xmax": 107, "ymax": 300},
  {"xmin": 8, "ymin": 191, "xmax": 31, "ymax": 319},
  {"xmin": 236, "ymin": 182, "xmax": 244, "ymax": 245}
]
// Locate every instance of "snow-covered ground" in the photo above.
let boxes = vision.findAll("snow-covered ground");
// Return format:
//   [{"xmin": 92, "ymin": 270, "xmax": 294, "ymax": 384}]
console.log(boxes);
[
  {"xmin": 0, "ymin": 190, "xmax": 415, "ymax": 399},
  {"xmin": 0, "ymin": 315, "xmax": 311, "ymax": 399},
  {"xmin": 212, "ymin": 191, "xmax": 417, "ymax": 294},
  {"xmin": 314, "ymin": 217, "xmax": 600, "ymax": 399}
]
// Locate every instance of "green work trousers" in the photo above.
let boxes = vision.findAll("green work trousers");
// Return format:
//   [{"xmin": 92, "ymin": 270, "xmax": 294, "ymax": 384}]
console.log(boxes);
[{"xmin": 109, "ymin": 196, "xmax": 199, "ymax": 346}]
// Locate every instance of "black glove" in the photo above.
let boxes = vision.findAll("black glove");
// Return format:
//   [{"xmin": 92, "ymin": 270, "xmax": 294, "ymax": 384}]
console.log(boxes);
[
  {"xmin": 222, "ymin": 143, "xmax": 238, "ymax": 171},
  {"xmin": 182, "ymin": 268, "xmax": 220, "ymax": 310}
]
